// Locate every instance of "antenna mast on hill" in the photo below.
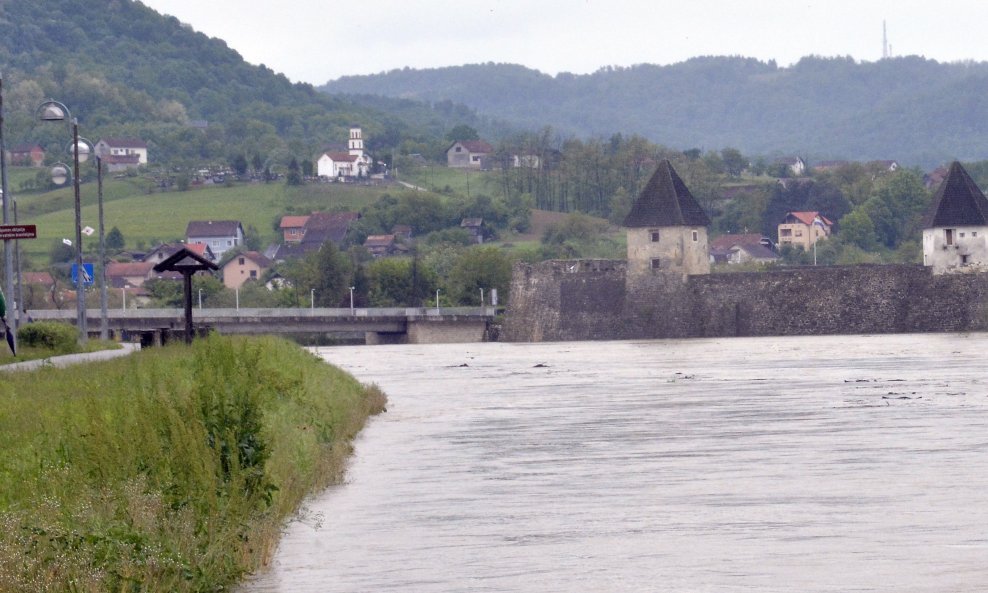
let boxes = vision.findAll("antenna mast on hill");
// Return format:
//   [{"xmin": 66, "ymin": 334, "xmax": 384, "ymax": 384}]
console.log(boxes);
[{"xmin": 882, "ymin": 20, "xmax": 890, "ymax": 59}]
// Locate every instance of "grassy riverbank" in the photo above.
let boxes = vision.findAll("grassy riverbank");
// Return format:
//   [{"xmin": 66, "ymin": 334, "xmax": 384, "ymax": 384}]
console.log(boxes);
[{"xmin": 0, "ymin": 335, "xmax": 386, "ymax": 592}]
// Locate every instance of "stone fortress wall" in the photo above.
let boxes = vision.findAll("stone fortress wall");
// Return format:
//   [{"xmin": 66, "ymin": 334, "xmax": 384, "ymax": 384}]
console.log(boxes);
[{"xmin": 502, "ymin": 260, "xmax": 988, "ymax": 342}]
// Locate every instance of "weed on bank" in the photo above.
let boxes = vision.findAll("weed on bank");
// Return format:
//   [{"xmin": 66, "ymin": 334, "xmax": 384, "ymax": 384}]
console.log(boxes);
[{"xmin": 0, "ymin": 335, "xmax": 386, "ymax": 592}]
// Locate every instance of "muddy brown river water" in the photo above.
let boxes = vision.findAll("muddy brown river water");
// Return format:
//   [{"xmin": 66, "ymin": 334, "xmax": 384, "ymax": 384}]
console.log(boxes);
[{"xmin": 242, "ymin": 334, "xmax": 988, "ymax": 592}]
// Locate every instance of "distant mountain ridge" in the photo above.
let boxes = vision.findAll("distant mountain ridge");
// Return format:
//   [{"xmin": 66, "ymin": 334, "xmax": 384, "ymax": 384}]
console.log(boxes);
[{"xmin": 321, "ymin": 57, "xmax": 988, "ymax": 168}]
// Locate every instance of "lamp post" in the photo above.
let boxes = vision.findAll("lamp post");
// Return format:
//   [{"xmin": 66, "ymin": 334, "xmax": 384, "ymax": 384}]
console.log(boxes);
[
  {"xmin": 96, "ymin": 155, "xmax": 107, "ymax": 340},
  {"xmin": 310, "ymin": 288, "xmax": 315, "ymax": 309},
  {"xmin": 38, "ymin": 99, "xmax": 90, "ymax": 343},
  {"xmin": 0, "ymin": 74, "xmax": 16, "ymax": 352},
  {"xmin": 349, "ymin": 286, "xmax": 355, "ymax": 312},
  {"xmin": 435, "ymin": 289, "xmax": 440, "ymax": 311}
]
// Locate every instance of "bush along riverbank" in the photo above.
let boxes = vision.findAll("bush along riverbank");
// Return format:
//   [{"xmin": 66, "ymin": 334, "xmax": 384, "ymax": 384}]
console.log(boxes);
[{"xmin": 0, "ymin": 335, "xmax": 386, "ymax": 592}]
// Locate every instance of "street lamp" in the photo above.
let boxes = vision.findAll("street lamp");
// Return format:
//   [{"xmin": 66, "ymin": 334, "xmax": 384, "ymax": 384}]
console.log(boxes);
[
  {"xmin": 349, "ymin": 286, "xmax": 355, "ymax": 312},
  {"xmin": 435, "ymin": 289, "xmax": 440, "ymax": 311},
  {"xmin": 310, "ymin": 288, "xmax": 315, "ymax": 309},
  {"xmin": 38, "ymin": 99, "xmax": 90, "ymax": 343},
  {"xmin": 0, "ymin": 74, "xmax": 17, "ymax": 353}
]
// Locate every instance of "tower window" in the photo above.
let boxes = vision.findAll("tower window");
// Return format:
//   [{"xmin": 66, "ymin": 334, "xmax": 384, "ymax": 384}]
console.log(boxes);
[
  {"xmin": 946, "ymin": 229, "xmax": 955, "ymax": 245},
  {"xmin": 692, "ymin": 230, "xmax": 699, "ymax": 242},
  {"xmin": 650, "ymin": 230, "xmax": 660, "ymax": 242},
  {"xmin": 650, "ymin": 258, "xmax": 661, "ymax": 269}
]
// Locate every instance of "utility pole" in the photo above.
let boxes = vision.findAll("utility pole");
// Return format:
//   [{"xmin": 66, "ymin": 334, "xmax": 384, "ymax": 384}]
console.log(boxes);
[{"xmin": 882, "ymin": 20, "xmax": 889, "ymax": 59}]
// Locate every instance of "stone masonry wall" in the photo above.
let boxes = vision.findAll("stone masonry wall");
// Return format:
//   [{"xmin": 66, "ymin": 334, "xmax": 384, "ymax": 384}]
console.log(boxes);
[{"xmin": 502, "ymin": 261, "xmax": 988, "ymax": 342}]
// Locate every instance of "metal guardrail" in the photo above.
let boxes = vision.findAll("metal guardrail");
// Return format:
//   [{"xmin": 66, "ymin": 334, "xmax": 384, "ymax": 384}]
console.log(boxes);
[{"xmin": 29, "ymin": 306, "xmax": 498, "ymax": 320}]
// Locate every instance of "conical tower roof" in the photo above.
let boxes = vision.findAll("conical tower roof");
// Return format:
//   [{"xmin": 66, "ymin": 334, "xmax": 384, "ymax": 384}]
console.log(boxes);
[
  {"xmin": 922, "ymin": 161, "xmax": 988, "ymax": 228},
  {"xmin": 623, "ymin": 159, "xmax": 711, "ymax": 227}
]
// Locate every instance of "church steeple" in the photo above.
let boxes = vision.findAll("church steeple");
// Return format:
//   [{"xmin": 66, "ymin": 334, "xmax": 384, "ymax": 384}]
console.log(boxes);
[{"xmin": 348, "ymin": 126, "xmax": 364, "ymax": 157}]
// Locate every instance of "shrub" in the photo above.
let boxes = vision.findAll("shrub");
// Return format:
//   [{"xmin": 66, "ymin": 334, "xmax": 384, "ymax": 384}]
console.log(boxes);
[{"xmin": 17, "ymin": 321, "xmax": 77, "ymax": 353}]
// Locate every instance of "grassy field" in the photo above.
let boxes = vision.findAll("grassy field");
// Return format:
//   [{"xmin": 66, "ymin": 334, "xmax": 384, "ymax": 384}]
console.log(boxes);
[
  {"xmin": 0, "ymin": 335, "xmax": 386, "ymax": 592},
  {"xmin": 401, "ymin": 165, "xmax": 500, "ymax": 197},
  {"xmin": 16, "ymin": 178, "xmax": 408, "ymax": 261}
]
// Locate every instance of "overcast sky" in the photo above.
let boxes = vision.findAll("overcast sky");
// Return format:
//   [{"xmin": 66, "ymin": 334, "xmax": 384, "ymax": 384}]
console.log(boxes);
[{"xmin": 142, "ymin": 0, "xmax": 988, "ymax": 84}]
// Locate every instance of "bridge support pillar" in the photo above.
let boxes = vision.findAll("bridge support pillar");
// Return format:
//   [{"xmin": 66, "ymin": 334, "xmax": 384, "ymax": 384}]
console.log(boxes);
[
  {"xmin": 406, "ymin": 319, "xmax": 488, "ymax": 344},
  {"xmin": 365, "ymin": 332, "xmax": 407, "ymax": 345}
]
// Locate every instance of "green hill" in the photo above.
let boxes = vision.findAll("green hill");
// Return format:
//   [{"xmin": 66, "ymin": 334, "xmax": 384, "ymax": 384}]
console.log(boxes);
[
  {"xmin": 321, "ymin": 57, "xmax": 988, "ymax": 168},
  {"xmin": 0, "ymin": 0, "xmax": 492, "ymax": 168}
]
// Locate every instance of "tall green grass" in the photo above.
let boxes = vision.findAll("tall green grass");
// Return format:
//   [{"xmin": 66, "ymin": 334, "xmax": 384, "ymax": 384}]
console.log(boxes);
[{"xmin": 0, "ymin": 335, "xmax": 385, "ymax": 592}]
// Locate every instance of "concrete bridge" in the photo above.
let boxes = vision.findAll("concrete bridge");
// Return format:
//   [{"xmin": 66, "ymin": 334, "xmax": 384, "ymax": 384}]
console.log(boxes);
[{"xmin": 27, "ymin": 307, "xmax": 498, "ymax": 345}]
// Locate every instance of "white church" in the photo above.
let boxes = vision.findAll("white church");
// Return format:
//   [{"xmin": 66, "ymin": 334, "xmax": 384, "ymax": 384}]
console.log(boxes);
[{"xmin": 317, "ymin": 126, "xmax": 372, "ymax": 179}]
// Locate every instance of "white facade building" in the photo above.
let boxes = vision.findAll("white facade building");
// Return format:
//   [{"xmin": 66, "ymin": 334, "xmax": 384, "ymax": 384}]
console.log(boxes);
[{"xmin": 317, "ymin": 126, "xmax": 371, "ymax": 179}]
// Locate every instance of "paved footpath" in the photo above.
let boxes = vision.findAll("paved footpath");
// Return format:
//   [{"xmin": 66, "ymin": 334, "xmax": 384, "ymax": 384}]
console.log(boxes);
[{"xmin": 0, "ymin": 342, "xmax": 141, "ymax": 372}]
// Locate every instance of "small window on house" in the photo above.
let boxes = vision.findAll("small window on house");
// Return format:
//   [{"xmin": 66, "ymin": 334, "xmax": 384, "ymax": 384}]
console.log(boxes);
[
  {"xmin": 692, "ymin": 230, "xmax": 699, "ymax": 242},
  {"xmin": 650, "ymin": 230, "xmax": 660, "ymax": 242},
  {"xmin": 961, "ymin": 254, "xmax": 970, "ymax": 265},
  {"xmin": 455, "ymin": 146, "xmax": 462, "ymax": 152},
  {"xmin": 960, "ymin": 232, "xmax": 966, "ymax": 238},
  {"xmin": 973, "ymin": 232, "xmax": 979, "ymax": 237},
  {"xmin": 946, "ymin": 228, "xmax": 955, "ymax": 246},
  {"xmin": 795, "ymin": 230, "xmax": 803, "ymax": 237},
  {"xmin": 650, "ymin": 258, "xmax": 661, "ymax": 269},
  {"xmin": 250, "ymin": 270, "xmax": 257, "ymax": 278},
  {"xmin": 780, "ymin": 229, "xmax": 792, "ymax": 237}
]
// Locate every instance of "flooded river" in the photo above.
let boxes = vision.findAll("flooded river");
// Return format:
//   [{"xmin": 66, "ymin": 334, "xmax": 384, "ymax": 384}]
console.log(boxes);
[{"xmin": 243, "ymin": 334, "xmax": 988, "ymax": 592}]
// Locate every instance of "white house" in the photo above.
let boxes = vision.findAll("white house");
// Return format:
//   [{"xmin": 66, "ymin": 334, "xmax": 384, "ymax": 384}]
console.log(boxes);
[
  {"xmin": 775, "ymin": 156, "xmax": 806, "ymax": 176},
  {"xmin": 185, "ymin": 220, "xmax": 244, "ymax": 260},
  {"xmin": 317, "ymin": 126, "xmax": 371, "ymax": 179},
  {"xmin": 94, "ymin": 137, "xmax": 148, "ymax": 171},
  {"xmin": 922, "ymin": 161, "xmax": 988, "ymax": 274},
  {"xmin": 447, "ymin": 140, "xmax": 493, "ymax": 168}
]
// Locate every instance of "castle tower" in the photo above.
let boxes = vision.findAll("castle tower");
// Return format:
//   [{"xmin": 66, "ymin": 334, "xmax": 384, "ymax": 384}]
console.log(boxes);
[
  {"xmin": 922, "ymin": 161, "xmax": 988, "ymax": 274},
  {"xmin": 623, "ymin": 159, "xmax": 711, "ymax": 277},
  {"xmin": 348, "ymin": 126, "xmax": 364, "ymax": 157}
]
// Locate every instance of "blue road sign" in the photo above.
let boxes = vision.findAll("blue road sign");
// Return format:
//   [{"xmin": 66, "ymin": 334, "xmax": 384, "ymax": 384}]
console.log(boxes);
[{"xmin": 71, "ymin": 263, "xmax": 95, "ymax": 286}]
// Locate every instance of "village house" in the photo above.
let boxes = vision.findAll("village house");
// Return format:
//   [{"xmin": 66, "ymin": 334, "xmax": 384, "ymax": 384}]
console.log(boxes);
[
  {"xmin": 391, "ymin": 224, "xmax": 413, "ymax": 241},
  {"xmin": 709, "ymin": 234, "xmax": 778, "ymax": 265},
  {"xmin": 185, "ymin": 220, "xmax": 244, "ymax": 260},
  {"xmin": 22, "ymin": 271, "xmax": 56, "ymax": 307},
  {"xmin": 106, "ymin": 261, "xmax": 155, "ymax": 288},
  {"xmin": 94, "ymin": 138, "xmax": 148, "ymax": 171},
  {"xmin": 775, "ymin": 156, "xmax": 806, "ymax": 176},
  {"xmin": 447, "ymin": 140, "xmax": 493, "ymax": 169},
  {"xmin": 279, "ymin": 215, "xmax": 310, "ymax": 243},
  {"xmin": 777, "ymin": 211, "xmax": 832, "ymax": 251},
  {"xmin": 922, "ymin": 161, "xmax": 988, "ymax": 274},
  {"xmin": 221, "ymin": 251, "xmax": 272, "ymax": 289},
  {"xmin": 269, "ymin": 211, "xmax": 361, "ymax": 260},
  {"xmin": 317, "ymin": 126, "xmax": 371, "ymax": 179},
  {"xmin": 364, "ymin": 234, "xmax": 398, "ymax": 257},
  {"xmin": 8, "ymin": 143, "xmax": 44, "ymax": 167},
  {"xmin": 460, "ymin": 218, "xmax": 485, "ymax": 244},
  {"xmin": 511, "ymin": 154, "xmax": 540, "ymax": 168},
  {"xmin": 145, "ymin": 242, "xmax": 216, "ymax": 264}
]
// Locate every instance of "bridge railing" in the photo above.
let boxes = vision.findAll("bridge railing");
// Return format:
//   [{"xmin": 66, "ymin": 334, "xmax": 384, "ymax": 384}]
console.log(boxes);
[{"xmin": 28, "ymin": 306, "xmax": 498, "ymax": 321}]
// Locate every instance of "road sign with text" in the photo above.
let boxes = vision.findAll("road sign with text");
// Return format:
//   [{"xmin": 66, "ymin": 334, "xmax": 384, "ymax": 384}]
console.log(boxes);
[{"xmin": 0, "ymin": 225, "xmax": 37, "ymax": 240}]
